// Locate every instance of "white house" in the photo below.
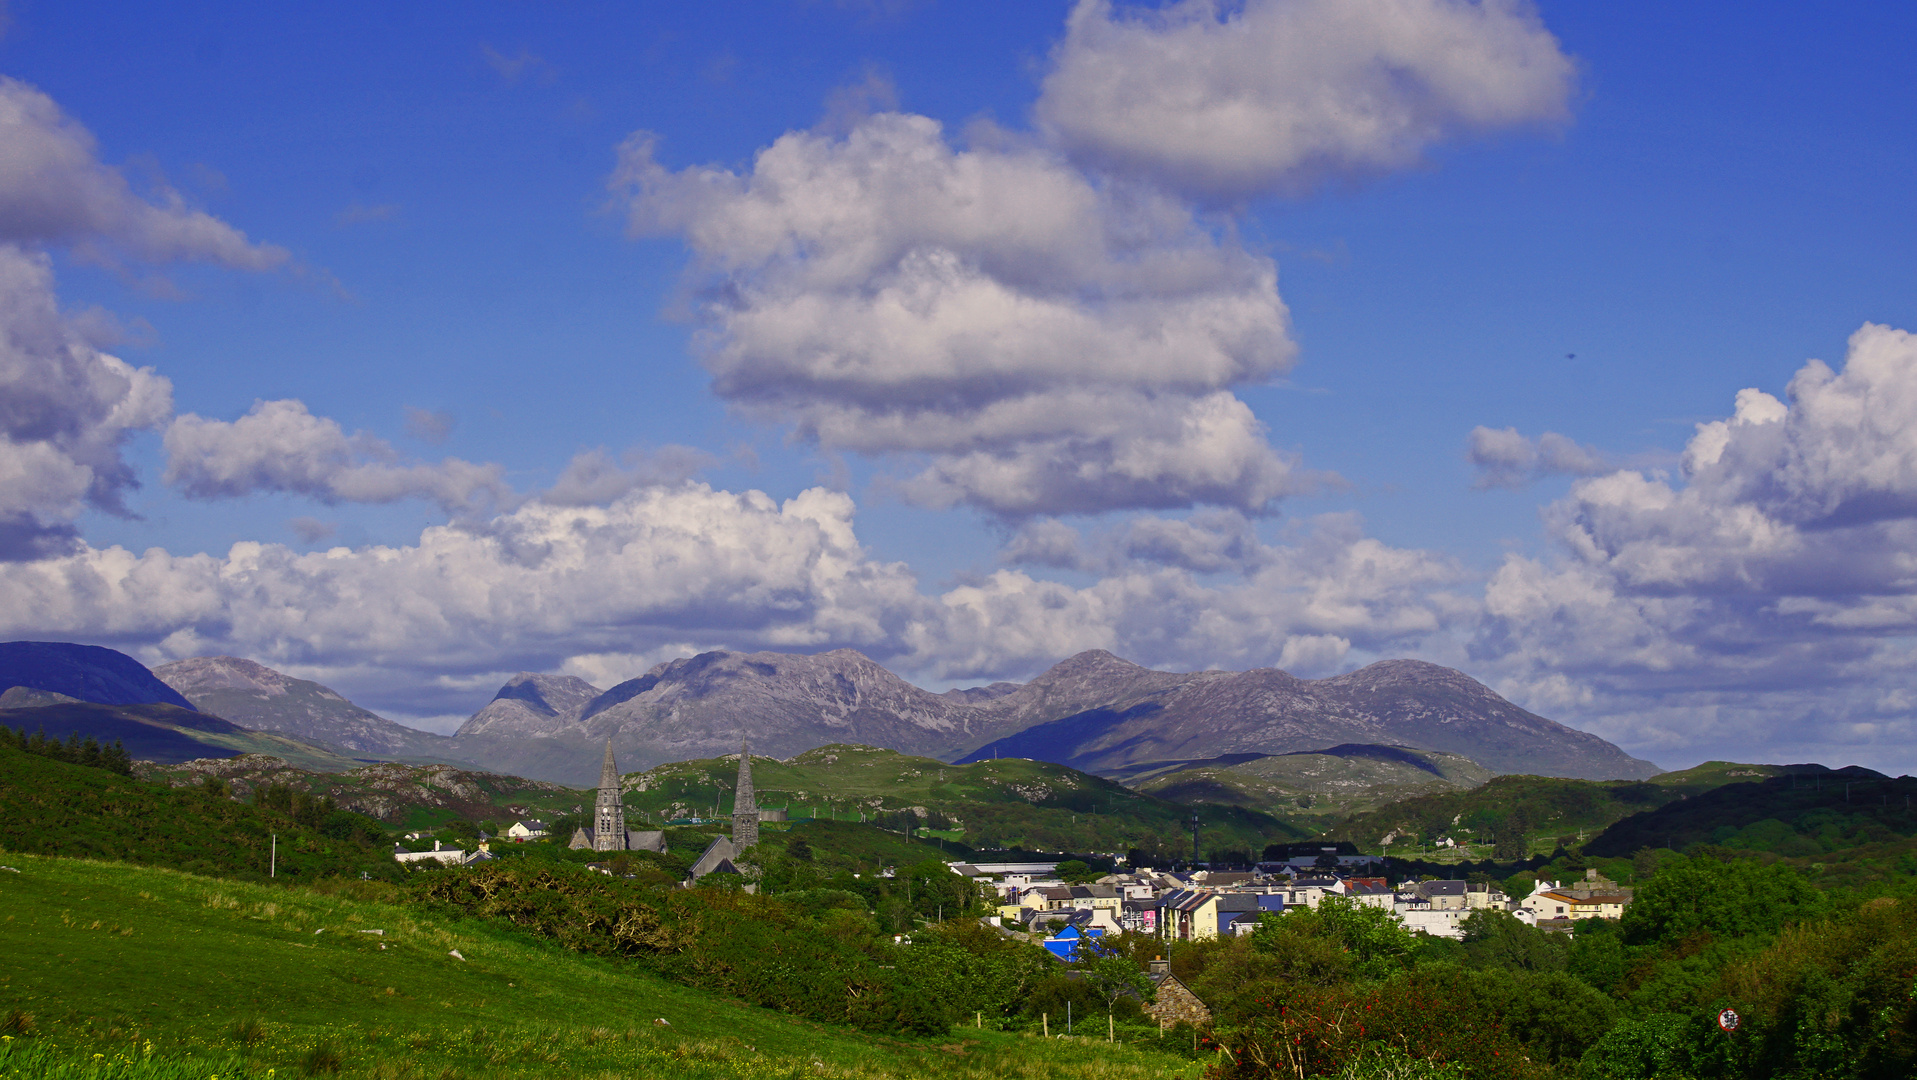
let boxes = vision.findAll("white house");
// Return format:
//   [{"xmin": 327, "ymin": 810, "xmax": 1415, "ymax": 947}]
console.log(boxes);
[
  {"xmin": 393, "ymin": 840, "xmax": 466, "ymax": 866},
  {"xmin": 506, "ymin": 820, "xmax": 548, "ymax": 841}
]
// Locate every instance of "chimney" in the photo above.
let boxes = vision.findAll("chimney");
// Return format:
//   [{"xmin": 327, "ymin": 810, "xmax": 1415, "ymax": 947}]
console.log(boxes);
[
  {"xmin": 1149, "ymin": 957, "xmax": 1170, "ymax": 976},
  {"xmin": 433, "ymin": 840, "xmax": 441, "ymax": 851}
]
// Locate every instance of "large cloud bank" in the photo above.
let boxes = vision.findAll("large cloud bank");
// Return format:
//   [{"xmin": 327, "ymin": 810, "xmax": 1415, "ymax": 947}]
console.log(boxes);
[
  {"xmin": 0, "ymin": 482, "xmax": 1465, "ymax": 717},
  {"xmin": 1482, "ymin": 324, "xmax": 1917, "ymax": 764}
]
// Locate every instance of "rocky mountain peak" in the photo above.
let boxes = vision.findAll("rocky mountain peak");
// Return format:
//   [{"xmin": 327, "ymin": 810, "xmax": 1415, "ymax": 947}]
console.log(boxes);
[
  {"xmin": 155, "ymin": 656, "xmax": 312, "ymax": 699},
  {"xmin": 1027, "ymin": 649, "xmax": 1146, "ymax": 683},
  {"xmin": 1318, "ymin": 659, "xmax": 1486, "ymax": 695},
  {"xmin": 488, "ymin": 672, "xmax": 601, "ymax": 717},
  {"xmin": 457, "ymin": 671, "xmax": 602, "ymax": 738}
]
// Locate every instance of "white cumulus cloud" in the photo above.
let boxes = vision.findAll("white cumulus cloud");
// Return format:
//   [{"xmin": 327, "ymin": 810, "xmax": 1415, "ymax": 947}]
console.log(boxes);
[
  {"xmin": 0, "ymin": 76, "xmax": 287, "ymax": 270},
  {"xmin": 614, "ymin": 111, "xmax": 1305, "ymax": 518},
  {"xmin": 1466, "ymin": 425, "xmax": 1610, "ymax": 488},
  {"xmin": 1037, "ymin": 0, "xmax": 1577, "ymax": 202},
  {"xmin": 925, "ymin": 510, "xmax": 1468, "ymax": 680},
  {"xmin": 163, "ymin": 399, "xmax": 515, "ymax": 516}
]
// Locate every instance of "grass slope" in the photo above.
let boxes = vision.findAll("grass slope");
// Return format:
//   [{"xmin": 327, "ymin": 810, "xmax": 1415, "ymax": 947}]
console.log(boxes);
[
  {"xmin": 626, "ymin": 743, "xmax": 1308, "ymax": 858},
  {"xmin": 1327, "ymin": 761, "xmax": 1815, "ymax": 857},
  {"xmin": 1134, "ymin": 744, "xmax": 1494, "ymax": 826},
  {"xmin": 0, "ymin": 745, "xmax": 393, "ymax": 882},
  {"xmin": 0, "ymin": 853, "xmax": 1201, "ymax": 1079}
]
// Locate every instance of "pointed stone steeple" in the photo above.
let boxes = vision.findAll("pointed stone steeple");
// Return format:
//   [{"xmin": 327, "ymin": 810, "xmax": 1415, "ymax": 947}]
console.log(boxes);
[
  {"xmin": 598, "ymin": 738, "xmax": 620, "ymax": 791},
  {"xmin": 732, "ymin": 739, "xmax": 760, "ymax": 848},
  {"xmin": 592, "ymin": 738, "xmax": 627, "ymax": 852}
]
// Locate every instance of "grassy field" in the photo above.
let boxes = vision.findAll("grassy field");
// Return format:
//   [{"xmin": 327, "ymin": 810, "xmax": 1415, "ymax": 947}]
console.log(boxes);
[{"xmin": 0, "ymin": 852, "xmax": 1204, "ymax": 1079}]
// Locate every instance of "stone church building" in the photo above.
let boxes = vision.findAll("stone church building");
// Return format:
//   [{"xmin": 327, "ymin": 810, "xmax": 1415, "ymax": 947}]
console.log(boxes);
[
  {"xmin": 686, "ymin": 740, "xmax": 763, "ymax": 883},
  {"xmin": 570, "ymin": 740, "xmax": 666, "ymax": 853}
]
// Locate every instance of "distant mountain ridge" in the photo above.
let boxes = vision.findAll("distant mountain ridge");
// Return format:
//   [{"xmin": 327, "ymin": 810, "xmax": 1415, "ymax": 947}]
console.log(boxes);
[
  {"xmin": 954, "ymin": 652, "xmax": 1657, "ymax": 781},
  {"xmin": 5, "ymin": 640, "xmax": 1657, "ymax": 788},
  {"xmin": 1128, "ymin": 743, "xmax": 1498, "ymax": 821},
  {"xmin": 452, "ymin": 646, "xmax": 1656, "ymax": 785},
  {"xmin": 0, "ymin": 700, "xmax": 364, "ymax": 770}
]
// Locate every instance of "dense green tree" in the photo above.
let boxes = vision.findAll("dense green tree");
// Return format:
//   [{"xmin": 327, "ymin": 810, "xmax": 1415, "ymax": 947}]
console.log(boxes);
[
  {"xmin": 1257, "ymin": 894, "xmax": 1417, "ymax": 977},
  {"xmin": 1566, "ymin": 918, "xmax": 1629, "ymax": 995},
  {"xmin": 1459, "ymin": 908, "xmax": 1567, "ymax": 972},
  {"xmin": 1620, "ymin": 853, "xmax": 1826, "ymax": 949}
]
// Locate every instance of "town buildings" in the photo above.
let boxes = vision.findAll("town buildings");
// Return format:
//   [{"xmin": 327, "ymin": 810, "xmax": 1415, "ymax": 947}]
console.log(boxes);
[{"xmin": 960, "ymin": 860, "xmax": 1631, "ymax": 946}]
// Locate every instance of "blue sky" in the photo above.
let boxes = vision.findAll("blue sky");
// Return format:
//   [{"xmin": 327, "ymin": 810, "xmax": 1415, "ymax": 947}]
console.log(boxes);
[{"xmin": 3, "ymin": 1, "xmax": 1916, "ymax": 773}]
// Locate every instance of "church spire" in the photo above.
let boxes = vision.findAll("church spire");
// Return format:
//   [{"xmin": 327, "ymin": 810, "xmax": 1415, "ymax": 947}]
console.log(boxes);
[
  {"xmin": 592, "ymin": 738, "xmax": 627, "ymax": 852},
  {"xmin": 598, "ymin": 738, "xmax": 620, "ymax": 792},
  {"xmin": 732, "ymin": 738, "xmax": 760, "ymax": 848},
  {"xmin": 735, "ymin": 739, "xmax": 756, "ymax": 814}
]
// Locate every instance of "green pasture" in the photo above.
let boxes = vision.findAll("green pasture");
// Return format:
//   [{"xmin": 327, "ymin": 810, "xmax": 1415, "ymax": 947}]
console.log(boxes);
[{"xmin": 0, "ymin": 852, "xmax": 1200, "ymax": 1079}]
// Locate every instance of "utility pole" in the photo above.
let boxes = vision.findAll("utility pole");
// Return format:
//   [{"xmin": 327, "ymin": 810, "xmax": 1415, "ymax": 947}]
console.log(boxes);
[{"xmin": 270, "ymin": 834, "xmax": 276, "ymax": 878}]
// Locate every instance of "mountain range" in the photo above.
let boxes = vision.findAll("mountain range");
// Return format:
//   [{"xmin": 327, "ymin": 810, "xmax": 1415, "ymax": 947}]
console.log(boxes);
[
  {"xmin": 10, "ymin": 639, "xmax": 1659, "ymax": 787},
  {"xmin": 954, "ymin": 652, "xmax": 1655, "ymax": 779},
  {"xmin": 453, "ymin": 647, "xmax": 1655, "ymax": 784}
]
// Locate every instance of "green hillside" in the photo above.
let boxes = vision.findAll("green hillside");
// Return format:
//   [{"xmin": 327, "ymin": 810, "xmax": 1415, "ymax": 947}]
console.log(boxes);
[
  {"xmin": 1133, "ymin": 744, "xmax": 1494, "ymax": 826},
  {"xmin": 624, "ymin": 743, "xmax": 1308, "ymax": 859},
  {"xmin": 136, "ymin": 755, "xmax": 582, "ymax": 831},
  {"xmin": 0, "ymin": 853, "xmax": 1198, "ymax": 1080},
  {"xmin": 1585, "ymin": 767, "xmax": 1917, "ymax": 883},
  {"xmin": 1325, "ymin": 761, "xmax": 1807, "ymax": 859},
  {"xmin": 0, "ymin": 743, "xmax": 394, "ymax": 882}
]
